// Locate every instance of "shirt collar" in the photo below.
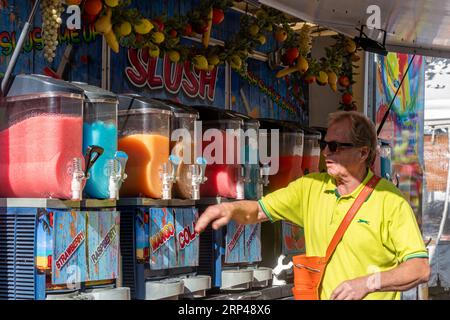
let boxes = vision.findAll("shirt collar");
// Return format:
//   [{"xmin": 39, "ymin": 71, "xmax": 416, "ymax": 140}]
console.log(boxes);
[{"xmin": 325, "ymin": 169, "xmax": 374, "ymax": 198}]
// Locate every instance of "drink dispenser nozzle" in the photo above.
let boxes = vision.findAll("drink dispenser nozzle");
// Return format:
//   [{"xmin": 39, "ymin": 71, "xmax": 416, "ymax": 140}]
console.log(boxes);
[
  {"xmin": 71, "ymin": 158, "xmax": 85, "ymax": 201},
  {"xmin": 84, "ymin": 145, "xmax": 104, "ymax": 178},
  {"xmin": 256, "ymin": 164, "xmax": 270, "ymax": 199},
  {"xmin": 244, "ymin": 164, "xmax": 252, "ymax": 184},
  {"xmin": 161, "ymin": 155, "xmax": 180, "ymax": 200},
  {"xmin": 236, "ymin": 165, "xmax": 246, "ymax": 200},
  {"xmin": 258, "ymin": 164, "xmax": 271, "ymax": 198},
  {"xmin": 191, "ymin": 157, "xmax": 207, "ymax": 200},
  {"xmin": 108, "ymin": 151, "xmax": 128, "ymax": 200},
  {"xmin": 71, "ymin": 145, "xmax": 104, "ymax": 201}
]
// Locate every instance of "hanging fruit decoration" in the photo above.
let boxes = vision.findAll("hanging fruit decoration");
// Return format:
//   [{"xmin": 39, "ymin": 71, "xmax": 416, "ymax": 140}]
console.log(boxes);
[
  {"xmin": 276, "ymin": 24, "xmax": 312, "ymax": 78},
  {"xmin": 41, "ymin": 0, "xmax": 64, "ymax": 63},
  {"xmin": 40, "ymin": 0, "xmax": 359, "ymax": 112},
  {"xmin": 202, "ymin": 7, "xmax": 214, "ymax": 48},
  {"xmin": 212, "ymin": 8, "xmax": 225, "ymax": 25},
  {"xmin": 338, "ymin": 75, "xmax": 350, "ymax": 88},
  {"xmin": 327, "ymin": 71, "xmax": 337, "ymax": 92},
  {"xmin": 337, "ymin": 36, "xmax": 360, "ymax": 110},
  {"xmin": 274, "ymin": 29, "xmax": 288, "ymax": 42},
  {"xmin": 85, "ymin": 0, "xmax": 103, "ymax": 15},
  {"xmin": 94, "ymin": 6, "xmax": 119, "ymax": 53}
]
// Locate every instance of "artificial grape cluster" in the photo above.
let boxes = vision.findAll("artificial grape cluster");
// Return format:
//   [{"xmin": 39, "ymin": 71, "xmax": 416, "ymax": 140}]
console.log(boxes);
[
  {"xmin": 298, "ymin": 24, "xmax": 312, "ymax": 57},
  {"xmin": 41, "ymin": 0, "xmax": 64, "ymax": 63}
]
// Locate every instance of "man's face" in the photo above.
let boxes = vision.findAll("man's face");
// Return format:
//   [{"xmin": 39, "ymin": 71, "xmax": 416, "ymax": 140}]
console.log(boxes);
[{"xmin": 322, "ymin": 120, "xmax": 366, "ymax": 178}]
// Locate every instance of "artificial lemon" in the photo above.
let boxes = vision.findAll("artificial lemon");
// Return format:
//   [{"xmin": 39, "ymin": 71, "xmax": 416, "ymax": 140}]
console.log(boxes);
[
  {"xmin": 134, "ymin": 19, "xmax": 154, "ymax": 35},
  {"xmin": 151, "ymin": 31, "xmax": 165, "ymax": 44}
]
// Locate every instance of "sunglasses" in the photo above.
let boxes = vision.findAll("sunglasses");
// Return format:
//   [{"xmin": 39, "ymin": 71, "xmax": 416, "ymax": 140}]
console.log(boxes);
[{"xmin": 319, "ymin": 140, "xmax": 355, "ymax": 152}]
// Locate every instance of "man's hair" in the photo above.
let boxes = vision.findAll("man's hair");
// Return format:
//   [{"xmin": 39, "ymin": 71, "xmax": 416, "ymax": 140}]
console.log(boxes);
[{"xmin": 327, "ymin": 111, "xmax": 377, "ymax": 167}]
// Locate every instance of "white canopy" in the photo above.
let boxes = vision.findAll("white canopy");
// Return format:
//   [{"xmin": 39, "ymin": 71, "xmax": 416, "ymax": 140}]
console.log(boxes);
[{"xmin": 260, "ymin": 0, "xmax": 450, "ymax": 58}]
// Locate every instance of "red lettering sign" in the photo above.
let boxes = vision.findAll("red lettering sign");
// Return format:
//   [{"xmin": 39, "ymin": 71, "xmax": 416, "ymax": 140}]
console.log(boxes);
[
  {"xmin": 125, "ymin": 48, "xmax": 148, "ymax": 87},
  {"xmin": 55, "ymin": 231, "xmax": 85, "ymax": 270},
  {"xmin": 227, "ymin": 224, "xmax": 245, "ymax": 254},
  {"xmin": 182, "ymin": 61, "xmax": 200, "ymax": 97},
  {"xmin": 163, "ymin": 55, "xmax": 183, "ymax": 94},
  {"xmin": 178, "ymin": 221, "xmax": 199, "ymax": 250},
  {"xmin": 150, "ymin": 222, "xmax": 175, "ymax": 253},
  {"xmin": 125, "ymin": 48, "xmax": 218, "ymax": 101}
]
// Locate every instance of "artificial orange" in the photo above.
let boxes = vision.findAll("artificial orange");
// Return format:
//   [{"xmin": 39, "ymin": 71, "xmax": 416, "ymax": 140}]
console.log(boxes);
[{"xmin": 85, "ymin": 0, "xmax": 103, "ymax": 16}]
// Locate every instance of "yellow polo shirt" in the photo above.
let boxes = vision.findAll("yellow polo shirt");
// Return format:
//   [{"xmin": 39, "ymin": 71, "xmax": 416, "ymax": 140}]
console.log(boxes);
[{"xmin": 259, "ymin": 170, "xmax": 428, "ymax": 300}]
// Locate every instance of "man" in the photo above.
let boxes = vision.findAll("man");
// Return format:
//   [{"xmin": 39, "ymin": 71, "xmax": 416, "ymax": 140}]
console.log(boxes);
[{"xmin": 195, "ymin": 111, "xmax": 430, "ymax": 300}]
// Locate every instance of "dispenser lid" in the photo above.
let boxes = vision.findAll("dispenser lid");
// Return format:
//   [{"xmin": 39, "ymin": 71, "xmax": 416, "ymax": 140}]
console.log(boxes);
[
  {"xmin": 297, "ymin": 126, "xmax": 321, "ymax": 139},
  {"xmin": 152, "ymin": 98, "xmax": 199, "ymax": 119},
  {"xmin": 70, "ymin": 82, "xmax": 118, "ymax": 103},
  {"xmin": 6, "ymin": 74, "xmax": 84, "ymax": 99},
  {"xmin": 227, "ymin": 110, "xmax": 260, "ymax": 129},
  {"xmin": 283, "ymin": 121, "xmax": 323, "ymax": 136},
  {"xmin": 190, "ymin": 105, "xmax": 243, "ymax": 123},
  {"xmin": 258, "ymin": 118, "xmax": 302, "ymax": 133},
  {"xmin": 310, "ymin": 126, "xmax": 326, "ymax": 139},
  {"xmin": 118, "ymin": 94, "xmax": 172, "ymax": 116}
]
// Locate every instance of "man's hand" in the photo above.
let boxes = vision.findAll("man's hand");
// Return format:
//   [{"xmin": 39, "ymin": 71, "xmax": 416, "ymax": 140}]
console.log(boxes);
[
  {"xmin": 194, "ymin": 201, "xmax": 267, "ymax": 234},
  {"xmin": 330, "ymin": 276, "xmax": 372, "ymax": 300},
  {"xmin": 195, "ymin": 203, "xmax": 233, "ymax": 234}
]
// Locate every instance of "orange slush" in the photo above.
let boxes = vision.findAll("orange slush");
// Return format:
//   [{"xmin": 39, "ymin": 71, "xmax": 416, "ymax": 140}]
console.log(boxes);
[{"xmin": 118, "ymin": 134, "xmax": 169, "ymax": 198}]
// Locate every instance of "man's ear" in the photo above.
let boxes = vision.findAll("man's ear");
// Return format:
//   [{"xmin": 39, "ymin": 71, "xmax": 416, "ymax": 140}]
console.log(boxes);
[{"xmin": 360, "ymin": 146, "xmax": 370, "ymax": 162}]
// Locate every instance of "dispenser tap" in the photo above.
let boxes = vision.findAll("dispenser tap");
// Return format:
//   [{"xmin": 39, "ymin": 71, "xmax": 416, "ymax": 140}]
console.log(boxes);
[
  {"xmin": 84, "ymin": 145, "xmax": 104, "ymax": 179},
  {"xmin": 108, "ymin": 151, "xmax": 128, "ymax": 200},
  {"xmin": 191, "ymin": 157, "xmax": 207, "ymax": 200},
  {"xmin": 244, "ymin": 164, "xmax": 252, "ymax": 184},
  {"xmin": 161, "ymin": 155, "xmax": 180, "ymax": 200},
  {"xmin": 236, "ymin": 165, "xmax": 246, "ymax": 200},
  {"xmin": 256, "ymin": 167, "xmax": 263, "ymax": 200},
  {"xmin": 71, "ymin": 145, "xmax": 104, "ymax": 201},
  {"xmin": 261, "ymin": 164, "xmax": 271, "ymax": 186},
  {"xmin": 256, "ymin": 164, "xmax": 271, "ymax": 199},
  {"xmin": 71, "ymin": 158, "xmax": 85, "ymax": 201}
]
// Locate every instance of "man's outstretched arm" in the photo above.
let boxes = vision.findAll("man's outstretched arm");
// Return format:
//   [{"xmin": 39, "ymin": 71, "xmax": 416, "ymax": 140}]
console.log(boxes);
[{"xmin": 195, "ymin": 201, "xmax": 269, "ymax": 233}]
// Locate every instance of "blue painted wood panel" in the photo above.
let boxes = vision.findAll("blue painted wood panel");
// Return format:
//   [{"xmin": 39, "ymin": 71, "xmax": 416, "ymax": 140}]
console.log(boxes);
[
  {"xmin": 51, "ymin": 210, "xmax": 119, "ymax": 285},
  {"xmin": 244, "ymin": 223, "xmax": 261, "ymax": 263},
  {"xmin": 149, "ymin": 207, "xmax": 176, "ymax": 270},
  {"xmin": 52, "ymin": 210, "xmax": 87, "ymax": 285},
  {"xmin": 173, "ymin": 207, "xmax": 199, "ymax": 267},
  {"xmin": 134, "ymin": 208, "xmax": 150, "ymax": 263},
  {"xmin": 224, "ymin": 220, "xmax": 245, "ymax": 264},
  {"xmin": 224, "ymin": 222, "xmax": 261, "ymax": 264},
  {"xmin": 86, "ymin": 210, "xmax": 120, "ymax": 281}
]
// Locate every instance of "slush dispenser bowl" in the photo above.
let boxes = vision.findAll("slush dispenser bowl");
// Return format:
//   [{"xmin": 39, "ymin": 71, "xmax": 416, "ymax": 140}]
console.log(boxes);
[
  {"xmin": 153, "ymin": 99, "xmax": 206, "ymax": 200},
  {"xmin": 302, "ymin": 131, "xmax": 321, "ymax": 175},
  {"xmin": 72, "ymin": 82, "xmax": 126, "ymax": 200},
  {"xmin": 0, "ymin": 74, "xmax": 85, "ymax": 199},
  {"xmin": 192, "ymin": 106, "xmax": 244, "ymax": 199},
  {"xmin": 228, "ymin": 111, "xmax": 260, "ymax": 200},
  {"xmin": 258, "ymin": 119, "xmax": 304, "ymax": 193},
  {"xmin": 117, "ymin": 95, "xmax": 172, "ymax": 199}
]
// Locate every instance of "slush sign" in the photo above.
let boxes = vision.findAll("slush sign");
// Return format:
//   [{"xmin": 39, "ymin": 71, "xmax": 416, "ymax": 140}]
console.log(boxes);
[{"xmin": 125, "ymin": 48, "xmax": 219, "ymax": 102}]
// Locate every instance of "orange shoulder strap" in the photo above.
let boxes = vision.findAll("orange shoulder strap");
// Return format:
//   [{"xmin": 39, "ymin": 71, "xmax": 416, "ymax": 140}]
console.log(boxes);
[{"xmin": 325, "ymin": 175, "xmax": 381, "ymax": 261}]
